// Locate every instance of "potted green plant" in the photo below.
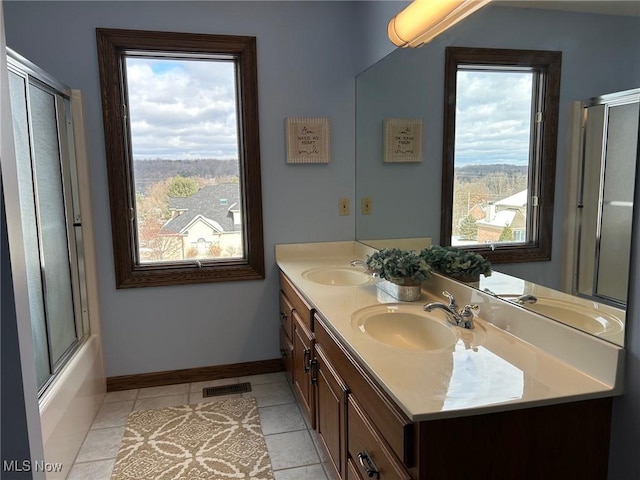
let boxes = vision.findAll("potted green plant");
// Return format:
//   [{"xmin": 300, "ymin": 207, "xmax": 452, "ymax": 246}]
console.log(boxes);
[
  {"xmin": 365, "ymin": 248, "xmax": 432, "ymax": 301},
  {"xmin": 420, "ymin": 245, "xmax": 491, "ymax": 284}
]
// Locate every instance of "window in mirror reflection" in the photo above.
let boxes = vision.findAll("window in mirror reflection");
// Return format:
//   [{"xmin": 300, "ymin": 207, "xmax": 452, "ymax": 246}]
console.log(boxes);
[{"xmin": 442, "ymin": 47, "xmax": 561, "ymax": 264}]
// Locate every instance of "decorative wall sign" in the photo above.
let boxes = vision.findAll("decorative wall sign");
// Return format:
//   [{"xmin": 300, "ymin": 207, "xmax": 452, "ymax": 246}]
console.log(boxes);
[
  {"xmin": 286, "ymin": 117, "xmax": 330, "ymax": 164},
  {"xmin": 384, "ymin": 118, "xmax": 423, "ymax": 163}
]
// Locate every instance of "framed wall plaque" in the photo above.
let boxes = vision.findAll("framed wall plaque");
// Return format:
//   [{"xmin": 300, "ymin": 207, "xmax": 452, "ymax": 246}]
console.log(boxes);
[
  {"xmin": 285, "ymin": 117, "xmax": 330, "ymax": 164},
  {"xmin": 384, "ymin": 118, "xmax": 423, "ymax": 163}
]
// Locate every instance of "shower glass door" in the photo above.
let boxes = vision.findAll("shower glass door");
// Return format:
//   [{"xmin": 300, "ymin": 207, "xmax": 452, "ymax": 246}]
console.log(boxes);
[
  {"xmin": 577, "ymin": 89, "xmax": 639, "ymax": 307},
  {"xmin": 8, "ymin": 53, "xmax": 87, "ymax": 393}
]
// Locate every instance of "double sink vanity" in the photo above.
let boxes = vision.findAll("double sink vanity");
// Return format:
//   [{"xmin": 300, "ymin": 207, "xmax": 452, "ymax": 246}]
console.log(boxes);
[{"xmin": 276, "ymin": 241, "xmax": 624, "ymax": 480}]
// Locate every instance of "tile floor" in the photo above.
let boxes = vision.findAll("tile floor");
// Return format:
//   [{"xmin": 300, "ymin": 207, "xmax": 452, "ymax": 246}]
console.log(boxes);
[{"xmin": 68, "ymin": 372, "xmax": 336, "ymax": 480}]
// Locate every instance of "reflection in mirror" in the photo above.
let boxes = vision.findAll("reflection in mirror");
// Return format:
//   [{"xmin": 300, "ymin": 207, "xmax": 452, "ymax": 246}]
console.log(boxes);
[
  {"xmin": 442, "ymin": 46, "xmax": 561, "ymax": 264},
  {"xmin": 573, "ymin": 90, "xmax": 639, "ymax": 307},
  {"xmin": 355, "ymin": 3, "xmax": 640, "ymax": 347}
]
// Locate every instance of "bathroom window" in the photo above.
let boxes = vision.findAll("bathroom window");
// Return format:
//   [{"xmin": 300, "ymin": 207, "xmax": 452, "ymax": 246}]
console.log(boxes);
[
  {"xmin": 441, "ymin": 47, "xmax": 561, "ymax": 263},
  {"xmin": 97, "ymin": 29, "xmax": 264, "ymax": 288}
]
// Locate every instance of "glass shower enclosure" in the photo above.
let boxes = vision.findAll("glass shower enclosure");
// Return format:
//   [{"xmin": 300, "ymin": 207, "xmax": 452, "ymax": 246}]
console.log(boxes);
[{"xmin": 7, "ymin": 50, "xmax": 89, "ymax": 394}]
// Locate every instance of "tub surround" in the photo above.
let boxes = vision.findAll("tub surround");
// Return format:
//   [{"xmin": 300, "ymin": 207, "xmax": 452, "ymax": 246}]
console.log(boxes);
[{"xmin": 275, "ymin": 241, "xmax": 623, "ymax": 422}]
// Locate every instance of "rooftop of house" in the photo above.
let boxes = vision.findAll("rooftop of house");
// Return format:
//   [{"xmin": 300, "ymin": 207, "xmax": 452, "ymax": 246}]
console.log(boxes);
[
  {"xmin": 161, "ymin": 183, "xmax": 241, "ymax": 235},
  {"xmin": 495, "ymin": 189, "xmax": 528, "ymax": 208},
  {"xmin": 477, "ymin": 209, "xmax": 518, "ymax": 228}
]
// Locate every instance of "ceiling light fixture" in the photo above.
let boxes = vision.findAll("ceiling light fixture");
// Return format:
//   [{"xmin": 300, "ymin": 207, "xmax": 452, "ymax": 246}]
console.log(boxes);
[{"xmin": 388, "ymin": 0, "xmax": 492, "ymax": 48}]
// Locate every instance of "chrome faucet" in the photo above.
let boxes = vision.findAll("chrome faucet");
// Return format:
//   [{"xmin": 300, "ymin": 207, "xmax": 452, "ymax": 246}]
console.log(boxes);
[
  {"xmin": 424, "ymin": 291, "xmax": 478, "ymax": 329},
  {"xmin": 515, "ymin": 294, "xmax": 538, "ymax": 305},
  {"xmin": 349, "ymin": 259, "xmax": 377, "ymax": 277},
  {"xmin": 349, "ymin": 259, "xmax": 367, "ymax": 268}
]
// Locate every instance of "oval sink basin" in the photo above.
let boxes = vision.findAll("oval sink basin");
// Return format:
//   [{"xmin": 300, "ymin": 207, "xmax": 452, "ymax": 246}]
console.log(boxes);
[
  {"xmin": 501, "ymin": 295, "xmax": 624, "ymax": 336},
  {"xmin": 301, "ymin": 267, "xmax": 372, "ymax": 286},
  {"xmin": 351, "ymin": 304, "xmax": 458, "ymax": 351}
]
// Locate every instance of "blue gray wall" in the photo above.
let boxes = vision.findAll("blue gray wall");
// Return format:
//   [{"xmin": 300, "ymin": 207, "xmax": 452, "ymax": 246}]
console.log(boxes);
[{"xmin": 4, "ymin": 0, "xmax": 359, "ymax": 377}]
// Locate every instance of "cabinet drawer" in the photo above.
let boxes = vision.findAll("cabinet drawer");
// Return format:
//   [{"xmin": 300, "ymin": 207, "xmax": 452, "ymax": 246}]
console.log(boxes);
[
  {"xmin": 348, "ymin": 396, "xmax": 411, "ymax": 480},
  {"xmin": 279, "ymin": 291, "xmax": 294, "ymax": 340},
  {"xmin": 280, "ymin": 272, "xmax": 313, "ymax": 330}
]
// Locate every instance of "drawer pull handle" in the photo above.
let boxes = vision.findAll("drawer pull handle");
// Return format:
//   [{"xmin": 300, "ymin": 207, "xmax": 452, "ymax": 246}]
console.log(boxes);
[
  {"xmin": 280, "ymin": 348, "xmax": 288, "ymax": 358},
  {"xmin": 358, "ymin": 451, "xmax": 380, "ymax": 479},
  {"xmin": 310, "ymin": 358, "xmax": 318, "ymax": 385},
  {"xmin": 303, "ymin": 348, "xmax": 311, "ymax": 372},
  {"xmin": 280, "ymin": 312, "xmax": 287, "ymax": 321}
]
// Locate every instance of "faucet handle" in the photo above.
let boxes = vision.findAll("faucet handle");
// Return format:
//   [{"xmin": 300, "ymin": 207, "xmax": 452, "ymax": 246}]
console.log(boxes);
[
  {"xmin": 459, "ymin": 304, "xmax": 478, "ymax": 329},
  {"xmin": 442, "ymin": 290, "xmax": 458, "ymax": 309},
  {"xmin": 461, "ymin": 304, "xmax": 479, "ymax": 315}
]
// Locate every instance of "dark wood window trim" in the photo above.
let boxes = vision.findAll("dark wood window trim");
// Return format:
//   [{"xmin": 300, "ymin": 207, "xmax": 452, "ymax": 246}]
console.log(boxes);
[
  {"xmin": 441, "ymin": 47, "xmax": 561, "ymax": 264},
  {"xmin": 96, "ymin": 28, "xmax": 264, "ymax": 288}
]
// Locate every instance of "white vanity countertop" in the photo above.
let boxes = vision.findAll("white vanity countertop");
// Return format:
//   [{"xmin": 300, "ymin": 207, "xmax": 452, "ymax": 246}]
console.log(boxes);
[{"xmin": 275, "ymin": 241, "xmax": 624, "ymax": 422}]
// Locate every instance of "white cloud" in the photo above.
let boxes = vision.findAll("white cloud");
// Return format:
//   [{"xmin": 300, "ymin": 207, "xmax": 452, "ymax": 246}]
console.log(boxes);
[
  {"xmin": 455, "ymin": 70, "xmax": 533, "ymax": 165},
  {"xmin": 125, "ymin": 57, "xmax": 239, "ymax": 160}
]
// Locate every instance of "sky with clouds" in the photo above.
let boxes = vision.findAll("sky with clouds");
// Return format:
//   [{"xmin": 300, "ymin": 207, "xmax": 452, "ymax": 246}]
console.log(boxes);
[
  {"xmin": 126, "ymin": 57, "xmax": 239, "ymax": 161},
  {"xmin": 455, "ymin": 70, "xmax": 533, "ymax": 166},
  {"xmin": 125, "ymin": 58, "xmax": 533, "ymax": 167}
]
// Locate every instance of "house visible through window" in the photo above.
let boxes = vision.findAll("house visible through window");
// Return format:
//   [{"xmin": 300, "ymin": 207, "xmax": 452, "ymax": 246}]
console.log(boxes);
[
  {"xmin": 97, "ymin": 29, "xmax": 264, "ymax": 287},
  {"xmin": 128, "ymin": 56, "xmax": 244, "ymax": 263}
]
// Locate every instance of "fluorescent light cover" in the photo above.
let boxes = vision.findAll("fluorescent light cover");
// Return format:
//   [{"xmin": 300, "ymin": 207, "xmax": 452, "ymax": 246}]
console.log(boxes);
[{"xmin": 388, "ymin": 0, "xmax": 492, "ymax": 48}]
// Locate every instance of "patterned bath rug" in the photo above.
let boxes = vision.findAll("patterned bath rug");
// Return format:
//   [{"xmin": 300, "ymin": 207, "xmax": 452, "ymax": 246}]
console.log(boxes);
[{"xmin": 110, "ymin": 396, "xmax": 274, "ymax": 480}]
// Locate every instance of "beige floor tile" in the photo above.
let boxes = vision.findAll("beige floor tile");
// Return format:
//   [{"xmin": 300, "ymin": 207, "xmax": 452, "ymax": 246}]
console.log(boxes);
[
  {"xmin": 103, "ymin": 389, "xmax": 138, "ymax": 403},
  {"xmin": 67, "ymin": 459, "xmax": 115, "ymax": 480},
  {"xmin": 189, "ymin": 377, "xmax": 240, "ymax": 392},
  {"xmin": 91, "ymin": 400, "xmax": 134, "ymax": 429},
  {"xmin": 258, "ymin": 403, "xmax": 306, "ymax": 435},
  {"xmin": 75, "ymin": 426, "xmax": 125, "ymax": 462},
  {"xmin": 265, "ymin": 430, "xmax": 320, "ymax": 470},
  {"xmin": 246, "ymin": 381, "xmax": 295, "ymax": 407},
  {"xmin": 274, "ymin": 464, "xmax": 328, "ymax": 480},
  {"xmin": 137, "ymin": 383, "xmax": 189, "ymax": 398},
  {"xmin": 133, "ymin": 394, "xmax": 189, "ymax": 411},
  {"xmin": 239, "ymin": 371, "xmax": 287, "ymax": 385}
]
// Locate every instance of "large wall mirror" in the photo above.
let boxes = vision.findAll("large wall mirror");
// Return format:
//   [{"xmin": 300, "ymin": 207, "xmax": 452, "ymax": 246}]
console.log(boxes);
[{"xmin": 355, "ymin": 2, "xmax": 640, "ymax": 347}]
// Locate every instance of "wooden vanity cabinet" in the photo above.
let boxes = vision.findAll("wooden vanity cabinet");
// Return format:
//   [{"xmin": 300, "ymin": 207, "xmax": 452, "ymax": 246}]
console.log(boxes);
[
  {"xmin": 279, "ymin": 292, "xmax": 294, "ymax": 382},
  {"xmin": 314, "ymin": 313, "xmax": 413, "ymax": 480},
  {"xmin": 314, "ymin": 343, "xmax": 348, "ymax": 479},
  {"xmin": 279, "ymin": 272, "xmax": 316, "ymax": 428},
  {"xmin": 312, "ymin": 311, "xmax": 612, "ymax": 480},
  {"xmin": 292, "ymin": 311, "xmax": 315, "ymax": 427}
]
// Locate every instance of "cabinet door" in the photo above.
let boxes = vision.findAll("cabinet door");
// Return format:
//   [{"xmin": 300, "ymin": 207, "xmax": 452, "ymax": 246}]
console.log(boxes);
[
  {"xmin": 279, "ymin": 291, "xmax": 294, "ymax": 340},
  {"xmin": 293, "ymin": 311, "xmax": 315, "ymax": 427},
  {"xmin": 279, "ymin": 326, "xmax": 294, "ymax": 382},
  {"xmin": 315, "ymin": 344, "xmax": 348, "ymax": 479}
]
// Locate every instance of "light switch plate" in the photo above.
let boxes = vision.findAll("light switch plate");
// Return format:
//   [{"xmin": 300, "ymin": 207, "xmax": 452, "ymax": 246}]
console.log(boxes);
[
  {"xmin": 339, "ymin": 198, "xmax": 350, "ymax": 216},
  {"xmin": 362, "ymin": 197, "xmax": 372, "ymax": 215}
]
